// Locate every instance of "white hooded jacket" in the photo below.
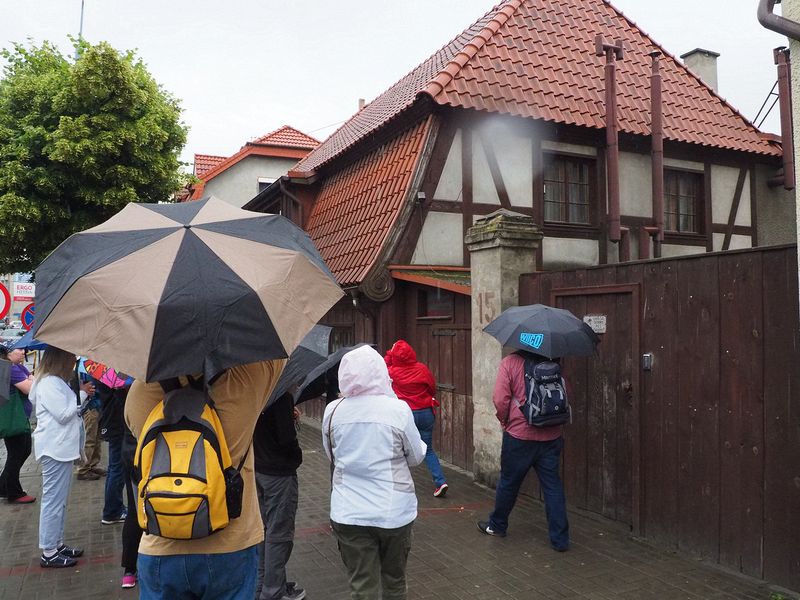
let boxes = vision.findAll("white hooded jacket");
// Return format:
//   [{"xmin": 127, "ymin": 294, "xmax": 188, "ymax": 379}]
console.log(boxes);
[{"xmin": 322, "ymin": 345, "xmax": 427, "ymax": 528}]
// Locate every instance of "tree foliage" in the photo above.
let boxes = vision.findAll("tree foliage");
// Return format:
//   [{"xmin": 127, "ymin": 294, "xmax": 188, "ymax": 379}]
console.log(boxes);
[{"xmin": 0, "ymin": 40, "xmax": 188, "ymax": 272}]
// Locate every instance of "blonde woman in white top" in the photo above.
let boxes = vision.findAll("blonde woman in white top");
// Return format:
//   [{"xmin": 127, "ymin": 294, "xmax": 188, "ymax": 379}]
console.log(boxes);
[{"xmin": 30, "ymin": 348, "xmax": 94, "ymax": 568}]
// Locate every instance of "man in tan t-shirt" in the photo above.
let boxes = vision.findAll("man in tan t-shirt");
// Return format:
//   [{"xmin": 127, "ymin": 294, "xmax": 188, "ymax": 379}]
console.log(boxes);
[{"xmin": 125, "ymin": 359, "xmax": 284, "ymax": 599}]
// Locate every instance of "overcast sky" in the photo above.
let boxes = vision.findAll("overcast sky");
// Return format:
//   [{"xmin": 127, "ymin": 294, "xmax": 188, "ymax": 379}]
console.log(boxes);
[{"xmin": 0, "ymin": 1, "xmax": 790, "ymax": 169}]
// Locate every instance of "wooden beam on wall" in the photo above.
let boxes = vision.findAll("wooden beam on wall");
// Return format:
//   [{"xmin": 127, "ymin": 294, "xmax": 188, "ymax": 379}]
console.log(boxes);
[
  {"xmin": 462, "ymin": 127, "xmax": 474, "ymax": 267},
  {"xmin": 722, "ymin": 167, "xmax": 748, "ymax": 251},
  {"xmin": 478, "ymin": 131, "xmax": 511, "ymax": 209},
  {"xmin": 704, "ymin": 161, "xmax": 714, "ymax": 252},
  {"xmin": 750, "ymin": 165, "xmax": 758, "ymax": 247}
]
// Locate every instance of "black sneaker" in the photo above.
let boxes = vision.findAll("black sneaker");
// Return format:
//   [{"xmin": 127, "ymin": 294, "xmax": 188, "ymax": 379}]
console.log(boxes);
[
  {"xmin": 40, "ymin": 552, "xmax": 78, "ymax": 568},
  {"xmin": 101, "ymin": 510, "xmax": 127, "ymax": 525},
  {"xmin": 57, "ymin": 544, "xmax": 84, "ymax": 558},
  {"xmin": 477, "ymin": 520, "xmax": 506, "ymax": 537},
  {"xmin": 280, "ymin": 586, "xmax": 306, "ymax": 600}
]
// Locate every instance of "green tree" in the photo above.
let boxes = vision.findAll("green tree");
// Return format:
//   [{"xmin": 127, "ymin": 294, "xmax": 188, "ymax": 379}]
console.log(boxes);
[{"xmin": 0, "ymin": 40, "xmax": 188, "ymax": 272}]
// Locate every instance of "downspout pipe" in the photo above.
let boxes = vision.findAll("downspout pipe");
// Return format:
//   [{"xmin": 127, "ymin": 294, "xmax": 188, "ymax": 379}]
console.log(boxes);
[
  {"xmin": 650, "ymin": 51, "xmax": 665, "ymax": 254},
  {"xmin": 596, "ymin": 35, "xmax": 625, "ymax": 243},
  {"xmin": 758, "ymin": 0, "xmax": 800, "ymax": 40},
  {"xmin": 775, "ymin": 47, "xmax": 796, "ymax": 190}
]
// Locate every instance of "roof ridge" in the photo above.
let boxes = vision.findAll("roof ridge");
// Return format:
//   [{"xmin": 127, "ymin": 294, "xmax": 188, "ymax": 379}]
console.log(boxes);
[
  {"xmin": 423, "ymin": 0, "xmax": 524, "ymax": 99},
  {"xmin": 252, "ymin": 124, "xmax": 320, "ymax": 147},
  {"xmin": 601, "ymin": 0, "xmax": 768, "ymax": 139}
]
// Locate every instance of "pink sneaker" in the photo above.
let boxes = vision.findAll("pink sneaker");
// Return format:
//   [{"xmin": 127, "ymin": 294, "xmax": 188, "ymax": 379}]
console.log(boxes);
[
  {"xmin": 433, "ymin": 483, "xmax": 449, "ymax": 498},
  {"xmin": 121, "ymin": 572, "xmax": 137, "ymax": 588}
]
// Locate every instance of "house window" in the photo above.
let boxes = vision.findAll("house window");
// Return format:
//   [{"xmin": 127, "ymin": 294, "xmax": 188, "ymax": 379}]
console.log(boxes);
[
  {"xmin": 543, "ymin": 155, "xmax": 592, "ymax": 224},
  {"xmin": 257, "ymin": 177, "xmax": 276, "ymax": 194},
  {"xmin": 417, "ymin": 288, "xmax": 453, "ymax": 319},
  {"xmin": 664, "ymin": 169, "xmax": 703, "ymax": 234}
]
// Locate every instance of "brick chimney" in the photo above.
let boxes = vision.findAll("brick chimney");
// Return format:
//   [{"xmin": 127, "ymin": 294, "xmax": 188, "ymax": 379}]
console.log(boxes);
[{"xmin": 680, "ymin": 48, "xmax": 720, "ymax": 92}]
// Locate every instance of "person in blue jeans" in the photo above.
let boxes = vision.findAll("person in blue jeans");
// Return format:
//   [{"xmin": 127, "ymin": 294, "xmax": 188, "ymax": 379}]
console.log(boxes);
[
  {"xmin": 385, "ymin": 340, "xmax": 448, "ymax": 497},
  {"xmin": 477, "ymin": 352, "xmax": 569, "ymax": 551}
]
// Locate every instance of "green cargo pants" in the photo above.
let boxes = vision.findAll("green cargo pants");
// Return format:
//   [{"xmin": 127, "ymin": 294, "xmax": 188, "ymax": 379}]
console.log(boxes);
[{"xmin": 331, "ymin": 520, "xmax": 414, "ymax": 600}]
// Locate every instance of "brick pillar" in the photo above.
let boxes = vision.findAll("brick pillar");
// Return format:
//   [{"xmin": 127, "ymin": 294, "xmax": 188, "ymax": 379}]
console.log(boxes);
[{"xmin": 465, "ymin": 209, "xmax": 542, "ymax": 486}]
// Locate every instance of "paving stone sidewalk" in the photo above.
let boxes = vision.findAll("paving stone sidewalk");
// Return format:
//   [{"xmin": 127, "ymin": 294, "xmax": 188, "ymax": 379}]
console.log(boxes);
[{"xmin": 1, "ymin": 423, "xmax": 796, "ymax": 600}]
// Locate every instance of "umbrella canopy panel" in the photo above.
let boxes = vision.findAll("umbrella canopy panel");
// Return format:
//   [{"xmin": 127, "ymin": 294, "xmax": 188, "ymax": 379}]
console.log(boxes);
[
  {"xmin": 483, "ymin": 304, "xmax": 600, "ymax": 359},
  {"xmin": 33, "ymin": 197, "xmax": 343, "ymax": 382}
]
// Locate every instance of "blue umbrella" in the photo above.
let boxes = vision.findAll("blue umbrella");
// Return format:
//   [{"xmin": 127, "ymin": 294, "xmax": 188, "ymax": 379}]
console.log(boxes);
[{"xmin": 11, "ymin": 329, "xmax": 48, "ymax": 351}]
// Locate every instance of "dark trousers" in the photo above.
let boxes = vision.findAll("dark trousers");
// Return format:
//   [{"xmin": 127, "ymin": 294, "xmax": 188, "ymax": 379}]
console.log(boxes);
[
  {"xmin": 103, "ymin": 435, "xmax": 125, "ymax": 520},
  {"xmin": 255, "ymin": 473, "xmax": 298, "ymax": 600},
  {"xmin": 0, "ymin": 432, "xmax": 32, "ymax": 501},
  {"xmin": 331, "ymin": 521, "xmax": 413, "ymax": 600},
  {"xmin": 489, "ymin": 433, "xmax": 569, "ymax": 549},
  {"xmin": 121, "ymin": 472, "xmax": 142, "ymax": 572}
]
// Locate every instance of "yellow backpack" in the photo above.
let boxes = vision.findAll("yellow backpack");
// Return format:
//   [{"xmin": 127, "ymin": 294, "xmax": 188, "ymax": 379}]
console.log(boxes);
[{"xmin": 133, "ymin": 377, "xmax": 245, "ymax": 539}]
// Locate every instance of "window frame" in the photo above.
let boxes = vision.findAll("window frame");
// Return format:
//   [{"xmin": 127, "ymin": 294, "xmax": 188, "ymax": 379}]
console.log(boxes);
[
  {"xmin": 541, "ymin": 152, "xmax": 598, "ymax": 230},
  {"xmin": 663, "ymin": 168, "xmax": 705, "ymax": 238}
]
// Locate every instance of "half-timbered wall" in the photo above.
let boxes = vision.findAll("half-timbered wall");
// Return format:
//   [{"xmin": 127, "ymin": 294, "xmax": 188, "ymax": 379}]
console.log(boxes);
[{"xmin": 411, "ymin": 112, "xmax": 790, "ymax": 269}]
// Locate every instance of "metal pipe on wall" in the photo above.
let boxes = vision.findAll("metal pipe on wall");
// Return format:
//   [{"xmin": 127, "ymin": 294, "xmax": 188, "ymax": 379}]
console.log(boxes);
[
  {"xmin": 758, "ymin": 0, "xmax": 800, "ymax": 40},
  {"xmin": 650, "ymin": 52, "xmax": 665, "ymax": 255},
  {"xmin": 596, "ymin": 35, "xmax": 625, "ymax": 243},
  {"xmin": 775, "ymin": 47, "xmax": 796, "ymax": 190}
]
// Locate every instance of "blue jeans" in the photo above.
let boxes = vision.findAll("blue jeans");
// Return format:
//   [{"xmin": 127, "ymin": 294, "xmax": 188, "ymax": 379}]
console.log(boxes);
[
  {"xmin": 38, "ymin": 456, "xmax": 74, "ymax": 552},
  {"xmin": 138, "ymin": 545, "xmax": 258, "ymax": 599},
  {"xmin": 489, "ymin": 433, "xmax": 569, "ymax": 549},
  {"xmin": 102, "ymin": 435, "xmax": 125, "ymax": 520},
  {"xmin": 412, "ymin": 408, "xmax": 446, "ymax": 487}
]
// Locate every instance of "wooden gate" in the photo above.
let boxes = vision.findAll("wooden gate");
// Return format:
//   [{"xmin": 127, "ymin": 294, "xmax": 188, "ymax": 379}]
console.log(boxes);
[{"xmin": 519, "ymin": 245, "xmax": 800, "ymax": 592}]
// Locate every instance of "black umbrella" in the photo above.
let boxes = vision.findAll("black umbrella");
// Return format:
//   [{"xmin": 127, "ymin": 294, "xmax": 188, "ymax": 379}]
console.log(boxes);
[
  {"xmin": 483, "ymin": 304, "xmax": 600, "ymax": 359},
  {"xmin": 32, "ymin": 197, "xmax": 344, "ymax": 382},
  {"xmin": 293, "ymin": 343, "xmax": 374, "ymax": 404},
  {"xmin": 265, "ymin": 324, "xmax": 331, "ymax": 408}
]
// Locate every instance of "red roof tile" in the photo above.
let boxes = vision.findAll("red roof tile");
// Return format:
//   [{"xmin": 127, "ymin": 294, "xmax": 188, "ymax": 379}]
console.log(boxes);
[
  {"xmin": 252, "ymin": 125, "xmax": 320, "ymax": 149},
  {"xmin": 296, "ymin": 0, "xmax": 778, "ymax": 174},
  {"xmin": 305, "ymin": 118, "xmax": 430, "ymax": 287},
  {"xmin": 194, "ymin": 154, "xmax": 226, "ymax": 177}
]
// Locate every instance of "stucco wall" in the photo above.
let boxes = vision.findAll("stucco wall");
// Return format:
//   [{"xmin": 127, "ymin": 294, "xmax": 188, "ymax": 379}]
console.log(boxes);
[
  {"xmin": 542, "ymin": 237, "xmax": 598, "ymax": 269},
  {"xmin": 411, "ymin": 211, "xmax": 464, "ymax": 265},
  {"xmin": 754, "ymin": 163, "xmax": 797, "ymax": 245},
  {"xmin": 204, "ymin": 155, "xmax": 298, "ymax": 207}
]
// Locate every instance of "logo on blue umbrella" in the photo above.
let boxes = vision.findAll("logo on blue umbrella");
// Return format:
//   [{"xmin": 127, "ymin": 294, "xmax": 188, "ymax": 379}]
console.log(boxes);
[{"xmin": 520, "ymin": 332, "xmax": 544, "ymax": 349}]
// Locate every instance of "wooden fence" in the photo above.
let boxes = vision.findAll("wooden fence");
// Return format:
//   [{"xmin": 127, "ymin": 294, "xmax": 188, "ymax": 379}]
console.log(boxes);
[{"xmin": 519, "ymin": 244, "xmax": 799, "ymax": 591}]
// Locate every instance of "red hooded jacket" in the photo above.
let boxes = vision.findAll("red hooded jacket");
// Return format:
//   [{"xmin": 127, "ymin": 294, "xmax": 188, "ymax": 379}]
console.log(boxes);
[{"xmin": 385, "ymin": 340, "xmax": 438, "ymax": 411}]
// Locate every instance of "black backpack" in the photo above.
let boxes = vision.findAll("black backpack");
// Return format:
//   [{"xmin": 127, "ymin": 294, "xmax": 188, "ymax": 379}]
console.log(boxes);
[{"xmin": 516, "ymin": 358, "xmax": 571, "ymax": 427}]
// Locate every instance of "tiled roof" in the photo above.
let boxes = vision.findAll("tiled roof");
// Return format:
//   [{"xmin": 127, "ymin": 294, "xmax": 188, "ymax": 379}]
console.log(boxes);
[
  {"xmin": 194, "ymin": 154, "xmax": 226, "ymax": 177},
  {"xmin": 295, "ymin": 0, "xmax": 778, "ymax": 174},
  {"xmin": 305, "ymin": 118, "xmax": 430, "ymax": 287},
  {"xmin": 190, "ymin": 126, "xmax": 317, "ymax": 200},
  {"xmin": 252, "ymin": 125, "xmax": 320, "ymax": 149}
]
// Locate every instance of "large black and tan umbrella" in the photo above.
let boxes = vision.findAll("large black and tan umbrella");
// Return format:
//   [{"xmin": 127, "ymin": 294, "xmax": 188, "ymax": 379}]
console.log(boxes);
[{"xmin": 32, "ymin": 197, "xmax": 344, "ymax": 382}]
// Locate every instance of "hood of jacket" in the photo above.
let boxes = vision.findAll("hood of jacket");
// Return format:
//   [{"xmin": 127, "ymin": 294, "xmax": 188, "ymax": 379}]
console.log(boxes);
[
  {"xmin": 338, "ymin": 345, "xmax": 395, "ymax": 398},
  {"xmin": 388, "ymin": 340, "xmax": 416, "ymax": 366}
]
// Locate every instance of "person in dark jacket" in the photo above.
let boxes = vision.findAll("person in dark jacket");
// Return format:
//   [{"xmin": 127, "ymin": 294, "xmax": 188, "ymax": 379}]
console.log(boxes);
[
  {"xmin": 385, "ymin": 339, "xmax": 448, "ymax": 498},
  {"xmin": 253, "ymin": 392, "xmax": 305, "ymax": 600},
  {"xmin": 95, "ymin": 378, "xmax": 129, "ymax": 525}
]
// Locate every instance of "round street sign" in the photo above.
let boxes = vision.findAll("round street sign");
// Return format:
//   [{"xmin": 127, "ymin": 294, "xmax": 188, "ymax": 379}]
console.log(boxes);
[
  {"xmin": 0, "ymin": 283, "xmax": 9, "ymax": 321},
  {"xmin": 21, "ymin": 303, "xmax": 35, "ymax": 331}
]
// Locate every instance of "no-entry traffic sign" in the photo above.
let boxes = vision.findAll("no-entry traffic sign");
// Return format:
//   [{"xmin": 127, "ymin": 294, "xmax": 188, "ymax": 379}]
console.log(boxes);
[
  {"xmin": 0, "ymin": 283, "xmax": 9, "ymax": 321},
  {"xmin": 21, "ymin": 303, "xmax": 35, "ymax": 331}
]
